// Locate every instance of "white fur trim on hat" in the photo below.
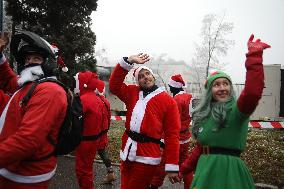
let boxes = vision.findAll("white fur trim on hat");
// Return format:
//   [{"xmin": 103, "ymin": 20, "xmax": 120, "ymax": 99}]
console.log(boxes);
[
  {"xmin": 62, "ymin": 66, "xmax": 68, "ymax": 72},
  {"xmin": 134, "ymin": 66, "xmax": 154, "ymax": 83},
  {"xmin": 74, "ymin": 73, "xmax": 80, "ymax": 94},
  {"xmin": 168, "ymin": 78, "xmax": 184, "ymax": 88}
]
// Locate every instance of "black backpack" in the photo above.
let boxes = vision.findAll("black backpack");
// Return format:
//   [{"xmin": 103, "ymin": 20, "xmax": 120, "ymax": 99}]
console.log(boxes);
[{"xmin": 21, "ymin": 78, "xmax": 84, "ymax": 156}]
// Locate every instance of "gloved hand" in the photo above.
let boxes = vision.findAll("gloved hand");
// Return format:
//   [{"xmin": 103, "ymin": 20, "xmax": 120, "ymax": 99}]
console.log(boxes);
[
  {"xmin": 247, "ymin": 34, "xmax": 271, "ymax": 55},
  {"xmin": 0, "ymin": 32, "xmax": 10, "ymax": 53}
]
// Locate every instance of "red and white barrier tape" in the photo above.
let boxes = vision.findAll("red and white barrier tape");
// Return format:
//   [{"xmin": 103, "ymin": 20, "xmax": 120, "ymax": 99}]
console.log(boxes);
[
  {"xmin": 111, "ymin": 116, "xmax": 284, "ymax": 129},
  {"xmin": 249, "ymin": 121, "xmax": 284, "ymax": 129},
  {"xmin": 111, "ymin": 116, "xmax": 126, "ymax": 121}
]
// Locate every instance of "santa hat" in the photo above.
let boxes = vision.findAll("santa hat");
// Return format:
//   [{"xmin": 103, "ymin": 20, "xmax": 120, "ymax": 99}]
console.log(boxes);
[
  {"xmin": 96, "ymin": 79, "xmax": 105, "ymax": 96},
  {"xmin": 51, "ymin": 44, "xmax": 68, "ymax": 72},
  {"xmin": 74, "ymin": 71, "xmax": 98, "ymax": 94},
  {"xmin": 133, "ymin": 66, "xmax": 154, "ymax": 83},
  {"xmin": 204, "ymin": 71, "xmax": 232, "ymax": 89},
  {"xmin": 168, "ymin": 74, "xmax": 185, "ymax": 88}
]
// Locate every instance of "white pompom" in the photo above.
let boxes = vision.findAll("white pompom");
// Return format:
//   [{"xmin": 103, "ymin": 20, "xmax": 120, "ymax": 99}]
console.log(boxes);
[
  {"xmin": 62, "ymin": 67, "xmax": 68, "ymax": 72},
  {"xmin": 84, "ymin": 84, "xmax": 87, "ymax": 88}
]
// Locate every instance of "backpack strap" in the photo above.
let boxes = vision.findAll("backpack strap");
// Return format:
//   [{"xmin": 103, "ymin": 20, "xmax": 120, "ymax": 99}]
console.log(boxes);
[
  {"xmin": 20, "ymin": 82, "xmax": 40, "ymax": 107},
  {"xmin": 20, "ymin": 78, "xmax": 68, "ymax": 107}
]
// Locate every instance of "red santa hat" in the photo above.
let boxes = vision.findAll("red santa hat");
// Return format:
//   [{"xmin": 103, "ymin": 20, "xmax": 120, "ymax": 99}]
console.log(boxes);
[
  {"xmin": 74, "ymin": 71, "xmax": 98, "ymax": 94},
  {"xmin": 133, "ymin": 66, "xmax": 154, "ymax": 83},
  {"xmin": 51, "ymin": 44, "xmax": 68, "ymax": 72},
  {"xmin": 96, "ymin": 79, "xmax": 105, "ymax": 96},
  {"xmin": 168, "ymin": 74, "xmax": 185, "ymax": 88}
]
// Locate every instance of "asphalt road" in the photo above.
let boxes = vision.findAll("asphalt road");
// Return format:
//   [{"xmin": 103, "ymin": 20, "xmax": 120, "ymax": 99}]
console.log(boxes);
[
  {"xmin": 48, "ymin": 156, "xmax": 183, "ymax": 189},
  {"xmin": 49, "ymin": 156, "xmax": 277, "ymax": 189}
]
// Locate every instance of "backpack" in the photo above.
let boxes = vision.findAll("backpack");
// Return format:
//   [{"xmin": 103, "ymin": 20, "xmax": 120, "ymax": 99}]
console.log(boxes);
[{"xmin": 21, "ymin": 78, "xmax": 84, "ymax": 156}]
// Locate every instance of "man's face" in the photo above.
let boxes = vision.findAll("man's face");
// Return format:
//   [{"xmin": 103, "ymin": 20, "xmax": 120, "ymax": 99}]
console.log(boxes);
[
  {"xmin": 24, "ymin": 54, "xmax": 44, "ymax": 65},
  {"xmin": 138, "ymin": 69, "xmax": 155, "ymax": 90},
  {"xmin": 211, "ymin": 77, "xmax": 231, "ymax": 102}
]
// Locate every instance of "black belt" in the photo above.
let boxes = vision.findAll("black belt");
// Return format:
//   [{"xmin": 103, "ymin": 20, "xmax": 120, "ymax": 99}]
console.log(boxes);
[
  {"xmin": 82, "ymin": 129, "xmax": 108, "ymax": 141},
  {"xmin": 125, "ymin": 130, "xmax": 165, "ymax": 148},
  {"xmin": 202, "ymin": 146, "xmax": 241, "ymax": 157}
]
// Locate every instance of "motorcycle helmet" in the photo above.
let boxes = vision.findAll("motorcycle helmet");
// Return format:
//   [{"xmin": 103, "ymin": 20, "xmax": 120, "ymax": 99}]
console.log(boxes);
[{"xmin": 10, "ymin": 30, "xmax": 58, "ymax": 76}]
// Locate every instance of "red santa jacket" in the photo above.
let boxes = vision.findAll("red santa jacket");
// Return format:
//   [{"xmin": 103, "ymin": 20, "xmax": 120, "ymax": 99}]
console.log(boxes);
[
  {"xmin": 80, "ymin": 92, "xmax": 106, "ymax": 137},
  {"xmin": 0, "ymin": 90, "xmax": 10, "ymax": 113},
  {"xmin": 75, "ymin": 71, "xmax": 108, "ymax": 138},
  {"xmin": 0, "ymin": 60, "xmax": 67, "ymax": 184},
  {"xmin": 174, "ymin": 91, "xmax": 192, "ymax": 143},
  {"xmin": 99, "ymin": 95, "xmax": 111, "ymax": 131},
  {"xmin": 109, "ymin": 58, "xmax": 181, "ymax": 172},
  {"xmin": 97, "ymin": 95, "xmax": 111, "ymax": 149}
]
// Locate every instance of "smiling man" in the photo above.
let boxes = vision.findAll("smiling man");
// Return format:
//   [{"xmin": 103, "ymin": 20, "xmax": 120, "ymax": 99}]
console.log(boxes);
[{"xmin": 109, "ymin": 53, "xmax": 181, "ymax": 189}]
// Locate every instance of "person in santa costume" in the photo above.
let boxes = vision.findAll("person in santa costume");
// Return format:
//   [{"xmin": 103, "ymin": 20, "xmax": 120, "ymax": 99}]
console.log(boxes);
[
  {"xmin": 95, "ymin": 80, "xmax": 117, "ymax": 184},
  {"xmin": 0, "ymin": 30, "xmax": 68, "ymax": 189},
  {"xmin": 150, "ymin": 74, "xmax": 193, "ymax": 189},
  {"xmin": 180, "ymin": 34, "xmax": 271, "ymax": 189},
  {"xmin": 109, "ymin": 53, "xmax": 181, "ymax": 189},
  {"xmin": 74, "ymin": 71, "xmax": 110, "ymax": 189}
]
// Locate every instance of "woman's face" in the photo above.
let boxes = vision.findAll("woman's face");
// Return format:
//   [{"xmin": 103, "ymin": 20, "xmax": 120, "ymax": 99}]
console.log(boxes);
[{"xmin": 211, "ymin": 77, "xmax": 231, "ymax": 102}]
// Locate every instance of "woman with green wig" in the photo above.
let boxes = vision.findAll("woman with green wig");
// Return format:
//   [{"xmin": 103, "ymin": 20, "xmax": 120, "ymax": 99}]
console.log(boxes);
[{"xmin": 179, "ymin": 34, "xmax": 271, "ymax": 189}]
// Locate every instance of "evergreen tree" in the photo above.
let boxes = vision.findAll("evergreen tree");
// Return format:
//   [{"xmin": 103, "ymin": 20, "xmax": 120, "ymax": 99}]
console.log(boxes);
[{"xmin": 5, "ymin": 0, "xmax": 98, "ymax": 74}]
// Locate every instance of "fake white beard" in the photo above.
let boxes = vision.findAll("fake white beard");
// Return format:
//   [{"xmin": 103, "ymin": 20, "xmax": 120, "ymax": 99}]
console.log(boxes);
[{"xmin": 17, "ymin": 65, "xmax": 44, "ymax": 86}]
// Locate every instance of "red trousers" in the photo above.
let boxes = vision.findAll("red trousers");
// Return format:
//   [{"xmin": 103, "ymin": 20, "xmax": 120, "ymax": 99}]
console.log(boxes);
[
  {"xmin": 0, "ymin": 176, "xmax": 50, "ymax": 189},
  {"xmin": 151, "ymin": 142, "xmax": 193, "ymax": 188},
  {"xmin": 75, "ymin": 140, "xmax": 99, "ymax": 189},
  {"xmin": 121, "ymin": 160, "xmax": 157, "ymax": 189}
]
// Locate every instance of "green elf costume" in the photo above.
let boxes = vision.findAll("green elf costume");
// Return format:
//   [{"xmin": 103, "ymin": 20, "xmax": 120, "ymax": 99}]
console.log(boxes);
[{"xmin": 180, "ymin": 34, "xmax": 271, "ymax": 189}]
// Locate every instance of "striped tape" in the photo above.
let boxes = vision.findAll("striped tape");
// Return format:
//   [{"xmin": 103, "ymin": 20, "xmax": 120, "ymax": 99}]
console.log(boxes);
[{"xmin": 111, "ymin": 116, "xmax": 284, "ymax": 129}]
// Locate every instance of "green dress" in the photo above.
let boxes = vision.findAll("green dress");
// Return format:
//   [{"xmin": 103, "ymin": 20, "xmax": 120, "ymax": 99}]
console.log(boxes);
[{"xmin": 190, "ymin": 102, "xmax": 255, "ymax": 189}]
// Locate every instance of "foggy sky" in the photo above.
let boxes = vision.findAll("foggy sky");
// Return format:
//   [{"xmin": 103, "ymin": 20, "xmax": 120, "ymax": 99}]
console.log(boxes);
[{"xmin": 91, "ymin": 0, "xmax": 284, "ymax": 83}]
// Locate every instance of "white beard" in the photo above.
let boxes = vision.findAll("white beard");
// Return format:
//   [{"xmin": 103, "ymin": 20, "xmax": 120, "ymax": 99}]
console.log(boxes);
[{"xmin": 17, "ymin": 65, "xmax": 44, "ymax": 86}]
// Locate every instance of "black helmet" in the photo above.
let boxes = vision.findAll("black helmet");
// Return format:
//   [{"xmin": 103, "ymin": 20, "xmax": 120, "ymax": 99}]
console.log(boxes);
[{"xmin": 10, "ymin": 30, "xmax": 58, "ymax": 76}]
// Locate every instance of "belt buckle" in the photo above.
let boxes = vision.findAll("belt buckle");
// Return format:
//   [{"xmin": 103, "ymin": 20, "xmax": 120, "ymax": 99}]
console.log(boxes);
[{"xmin": 202, "ymin": 145, "xmax": 210, "ymax": 155}]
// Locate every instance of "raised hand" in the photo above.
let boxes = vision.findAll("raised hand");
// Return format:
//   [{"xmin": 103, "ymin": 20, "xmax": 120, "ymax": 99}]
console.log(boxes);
[
  {"xmin": 0, "ymin": 32, "xmax": 10, "ymax": 53},
  {"xmin": 247, "ymin": 34, "xmax": 271, "ymax": 54},
  {"xmin": 127, "ymin": 53, "xmax": 150, "ymax": 64}
]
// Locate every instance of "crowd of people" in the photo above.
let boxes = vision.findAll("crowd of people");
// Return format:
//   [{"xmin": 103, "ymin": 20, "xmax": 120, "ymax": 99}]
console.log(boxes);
[{"xmin": 0, "ymin": 30, "xmax": 270, "ymax": 189}]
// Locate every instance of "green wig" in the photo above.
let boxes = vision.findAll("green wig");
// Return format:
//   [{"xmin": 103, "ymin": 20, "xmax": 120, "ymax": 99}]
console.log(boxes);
[{"xmin": 191, "ymin": 71, "xmax": 235, "ymax": 139}]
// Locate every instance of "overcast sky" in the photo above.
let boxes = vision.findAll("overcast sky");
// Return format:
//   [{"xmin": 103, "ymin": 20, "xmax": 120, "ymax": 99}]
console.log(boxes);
[{"xmin": 91, "ymin": 0, "xmax": 284, "ymax": 83}]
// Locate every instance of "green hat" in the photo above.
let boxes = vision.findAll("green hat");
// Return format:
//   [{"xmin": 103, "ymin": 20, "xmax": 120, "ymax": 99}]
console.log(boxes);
[{"xmin": 205, "ymin": 71, "xmax": 232, "ymax": 89}]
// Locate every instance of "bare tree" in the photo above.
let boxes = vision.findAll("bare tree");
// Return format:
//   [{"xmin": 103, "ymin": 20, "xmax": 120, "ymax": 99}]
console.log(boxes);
[
  {"xmin": 191, "ymin": 12, "xmax": 234, "ymax": 84},
  {"xmin": 153, "ymin": 54, "xmax": 169, "ymax": 91},
  {"xmin": 147, "ymin": 54, "xmax": 190, "ymax": 93}
]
